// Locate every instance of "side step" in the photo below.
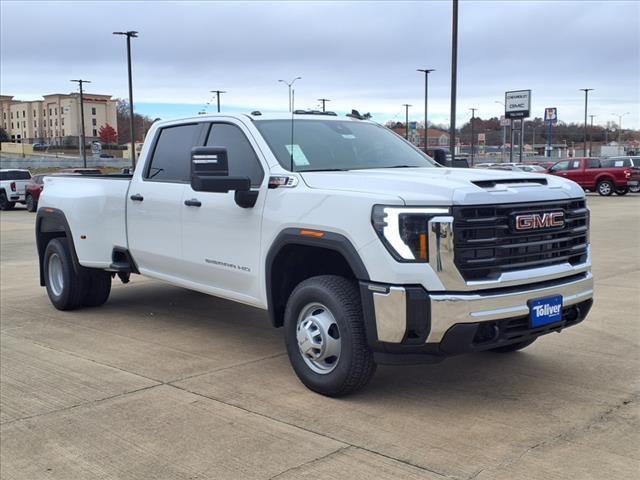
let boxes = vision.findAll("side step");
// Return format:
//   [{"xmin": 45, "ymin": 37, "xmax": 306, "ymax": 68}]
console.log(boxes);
[{"xmin": 108, "ymin": 247, "xmax": 140, "ymax": 274}]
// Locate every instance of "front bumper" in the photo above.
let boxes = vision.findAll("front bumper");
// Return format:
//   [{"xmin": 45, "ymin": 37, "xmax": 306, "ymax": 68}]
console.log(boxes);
[{"xmin": 360, "ymin": 271, "xmax": 593, "ymax": 364}]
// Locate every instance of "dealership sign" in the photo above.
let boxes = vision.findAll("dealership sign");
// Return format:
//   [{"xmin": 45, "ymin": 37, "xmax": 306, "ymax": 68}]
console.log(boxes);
[
  {"xmin": 505, "ymin": 90, "xmax": 531, "ymax": 119},
  {"xmin": 544, "ymin": 107, "xmax": 558, "ymax": 124}
]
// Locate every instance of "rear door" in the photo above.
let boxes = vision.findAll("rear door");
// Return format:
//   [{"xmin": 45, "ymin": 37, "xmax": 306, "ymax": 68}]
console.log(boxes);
[
  {"xmin": 181, "ymin": 120, "xmax": 267, "ymax": 305},
  {"xmin": 564, "ymin": 159, "xmax": 583, "ymax": 185},
  {"xmin": 127, "ymin": 122, "xmax": 206, "ymax": 280}
]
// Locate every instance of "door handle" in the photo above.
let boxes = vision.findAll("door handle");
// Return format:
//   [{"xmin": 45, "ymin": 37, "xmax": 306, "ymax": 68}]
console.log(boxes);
[
  {"xmin": 184, "ymin": 198, "xmax": 202, "ymax": 207},
  {"xmin": 130, "ymin": 193, "xmax": 144, "ymax": 201}
]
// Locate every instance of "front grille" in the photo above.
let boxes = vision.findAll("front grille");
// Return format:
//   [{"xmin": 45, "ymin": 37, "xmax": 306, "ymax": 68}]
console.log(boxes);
[{"xmin": 452, "ymin": 199, "xmax": 589, "ymax": 281}]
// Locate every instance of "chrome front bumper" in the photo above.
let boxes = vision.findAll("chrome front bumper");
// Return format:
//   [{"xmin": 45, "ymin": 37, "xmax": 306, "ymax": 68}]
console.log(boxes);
[{"xmin": 369, "ymin": 271, "xmax": 593, "ymax": 345}]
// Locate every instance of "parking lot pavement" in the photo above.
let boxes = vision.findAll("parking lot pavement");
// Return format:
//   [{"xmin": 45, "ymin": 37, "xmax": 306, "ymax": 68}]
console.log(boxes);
[{"xmin": 1, "ymin": 195, "xmax": 639, "ymax": 480}]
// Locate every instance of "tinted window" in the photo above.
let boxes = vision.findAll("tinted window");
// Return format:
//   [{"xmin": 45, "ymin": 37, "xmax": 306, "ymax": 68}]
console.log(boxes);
[
  {"xmin": 601, "ymin": 159, "xmax": 629, "ymax": 168},
  {"xmin": 0, "ymin": 170, "xmax": 31, "ymax": 180},
  {"xmin": 206, "ymin": 123, "xmax": 264, "ymax": 186},
  {"xmin": 147, "ymin": 124, "xmax": 201, "ymax": 182},
  {"xmin": 551, "ymin": 161, "xmax": 569, "ymax": 172},
  {"xmin": 569, "ymin": 160, "xmax": 581, "ymax": 170},
  {"xmin": 587, "ymin": 159, "xmax": 600, "ymax": 168}
]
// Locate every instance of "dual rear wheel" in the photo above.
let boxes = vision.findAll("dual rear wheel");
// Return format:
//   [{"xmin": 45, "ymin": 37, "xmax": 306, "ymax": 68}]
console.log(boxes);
[{"xmin": 44, "ymin": 238, "xmax": 111, "ymax": 310}]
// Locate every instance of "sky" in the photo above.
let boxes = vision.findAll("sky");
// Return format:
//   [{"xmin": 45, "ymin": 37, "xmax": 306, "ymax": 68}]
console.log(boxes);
[{"xmin": 1, "ymin": 0, "xmax": 639, "ymax": 129}]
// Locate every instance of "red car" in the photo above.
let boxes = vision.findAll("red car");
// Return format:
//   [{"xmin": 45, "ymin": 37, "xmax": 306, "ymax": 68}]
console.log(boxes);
[
  {"xmin": 24, "ymin": 174, "xmax": 46, "ymax": 212},
  {"xmin": 547, "ymin": 157, "xmax": 640, "ymax": 196}
]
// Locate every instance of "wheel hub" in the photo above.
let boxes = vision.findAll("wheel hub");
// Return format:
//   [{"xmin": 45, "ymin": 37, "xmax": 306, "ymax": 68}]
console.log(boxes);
[
  {"xmin": 48, "ymin": 253, "xmax": 64, "ymax": 297},
  {"xmin": 296, "ymin": 303, "xmax": 341, "ymax": 374}
]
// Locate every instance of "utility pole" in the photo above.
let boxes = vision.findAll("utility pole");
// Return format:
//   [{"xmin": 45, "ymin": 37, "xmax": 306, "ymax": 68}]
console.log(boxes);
[
  {"xmin": 469, "ymin": 108, "xmax": 477, "ymax": 166},
  {"xmin": 417, "ymin": 68, "xmax": 435, "ymax": 150},
  {"xmin": 210, "ymin": 90, "xmax": 226, "ymax": 112},
  {"xmin": 589, "ymin": 114, "xmax": 595, "ymax": 157},
  {"xmin": 113, "ymin": 30, "xmax": 138, "ymax": 169},
  {"xmin": 70, "ymin": 79, "xmax": 91, "ymax": 167},
  {"xmin": 278, "ymin": 77, "xmax": 302, "ymax": 112},
  {"xmin": 494, "ymin": 100, "xmax": 507, "ymax": 160},
  {"xmin": 580, "ymin": 88, "xmax": 593, "ymax": 156},
  {"xmin": 317, "ymin": 98, "xmax": 330, "ymax": 112},
  {"xmin": 449, "ymin": 0, "xmax": 458, "ymax": 166},
  {"xmin": 402, "ymin": 104, "xmax": 411, "ymax": 140}
]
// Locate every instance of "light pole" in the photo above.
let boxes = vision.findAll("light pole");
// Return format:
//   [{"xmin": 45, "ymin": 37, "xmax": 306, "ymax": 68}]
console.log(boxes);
[
  {"xmin": 611, "ymin": 112, "xmax": 630, "ymax": 143},
  {"xmin": 449, "ymin": 0, "xmax": 459, "ymax": 165},
  {"xmin": 278, "ymin": 77, "xmax": 302, "ymax": 112},
  {"xmin": 317, "ymin": 98, "xmax": 330, "ymax": 112},
  {"xmin": 210, "ymin": 90, "xmax": 226, "ymax": 113},
  {"xmin": 417, "ymin": 68, "xmax": 435, "ymax": 150},
  {"xmin": 580, "ymin": 88, "xmax": 593, "ymax": 156},
  {"xmin": 469, "ymin": 108, "xmax": 477, "ymax": 165},
  {"xmin": 589, "ymin": 115, "xmax": 595, "ymax": 156},
  {"xmin": 70, "ymin": 79, "xmax": 91, "ymax": 167},
  {"xmin": 402, "ymin": 104, "xmax": 412, "ymax": 140},
  {"xmin": 113, "ymin": 30, "xmax": 138, "ymax": 169},
  {"xmin": 494, "ymin": 100, "xmax": 507, "ymax": 157}
]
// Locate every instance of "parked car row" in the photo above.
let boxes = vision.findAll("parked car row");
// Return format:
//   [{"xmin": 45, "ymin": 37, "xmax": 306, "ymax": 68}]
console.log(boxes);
[
  {"xmin": 474, "ymin": 156, "xmax": 640, "ymax": 196},
  {"xmin": 0, "ymin": 168, "xmax": 102, "ymax": 211}
]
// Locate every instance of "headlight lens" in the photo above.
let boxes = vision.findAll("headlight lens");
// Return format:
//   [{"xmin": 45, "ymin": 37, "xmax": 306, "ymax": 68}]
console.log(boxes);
[{"xmin": 372, "ymin": 205, "xmax": 450, "ymax": 262}]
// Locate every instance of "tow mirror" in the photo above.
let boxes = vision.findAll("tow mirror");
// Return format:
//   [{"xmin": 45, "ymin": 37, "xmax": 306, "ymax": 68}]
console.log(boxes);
[{"xmin": 190, "ymin": 146, "xmax": 250, "ymax": 193}]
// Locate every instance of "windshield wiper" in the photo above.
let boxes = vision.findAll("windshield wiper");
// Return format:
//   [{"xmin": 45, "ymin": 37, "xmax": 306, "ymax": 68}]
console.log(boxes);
[{"xmin": 301, "ymin": 168, "xmax": 350, "ymax": 172}]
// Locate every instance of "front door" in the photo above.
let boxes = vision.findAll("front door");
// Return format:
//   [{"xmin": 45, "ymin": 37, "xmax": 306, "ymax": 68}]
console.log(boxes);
[
  {"xmin": 127, "ymin": 122, "xmax": 204, "ymax": 280},
  {"xmin": 181, "ymin": 120, "xmax": 267, "ymax": 306}
]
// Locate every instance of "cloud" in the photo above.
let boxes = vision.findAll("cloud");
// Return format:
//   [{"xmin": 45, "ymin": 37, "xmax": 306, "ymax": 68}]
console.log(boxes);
[{"xmin": 1, "ymin": 0, "xmax": 638, "ymax": 127}]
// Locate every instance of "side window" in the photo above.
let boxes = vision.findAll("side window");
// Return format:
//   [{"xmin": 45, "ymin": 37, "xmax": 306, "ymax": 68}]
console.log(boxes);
[
  {"xmin": 587, "ymin": 159, "xmax": 600, "ymax": 168},
  {"xmin": 206, "ymin": 123, "xmax": 264, "ymax": 187},
  {"xmin": 146, "ymin": 124, "xmax": 201, "ymax": 182},
  {"xmin": 551, "ymin": 161, "xmax": 569, "ymax": 172},
  {"xmin": 569, "ymin": 160, "xmax": 581, "ymax": 170}
]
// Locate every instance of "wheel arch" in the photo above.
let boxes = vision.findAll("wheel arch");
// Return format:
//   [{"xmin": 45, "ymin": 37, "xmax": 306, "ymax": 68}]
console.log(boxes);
[
  {"xmin": 265, "ymin": 228, "xmax": 369, "ymax": 327},
  {"xmin": 36, "ymin": 208, "xmax": 80, "ymax": 286}
]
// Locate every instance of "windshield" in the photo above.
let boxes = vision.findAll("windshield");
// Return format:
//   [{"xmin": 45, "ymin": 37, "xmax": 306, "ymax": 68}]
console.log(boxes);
[{"xmin": 254, "ymin": 119, "xmax": 438, "ymax": 172}]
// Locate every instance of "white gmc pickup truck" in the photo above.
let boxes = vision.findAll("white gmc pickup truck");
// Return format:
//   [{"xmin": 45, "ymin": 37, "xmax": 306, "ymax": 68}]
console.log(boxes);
[{"xmin": 36, "ymin": 112, "xmax": 593, "ymax": 396}]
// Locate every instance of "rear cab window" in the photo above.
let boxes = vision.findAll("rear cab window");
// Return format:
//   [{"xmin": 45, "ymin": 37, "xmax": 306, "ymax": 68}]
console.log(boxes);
[{"xmin": 0, "ymin": 170, "xmax": 31, "ymax": 181}]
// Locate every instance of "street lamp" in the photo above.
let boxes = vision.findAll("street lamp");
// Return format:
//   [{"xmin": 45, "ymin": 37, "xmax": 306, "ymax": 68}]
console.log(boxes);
[
  {"xmin": 113, "ymin": 30, "xmax": 138, "ymax": 169},
  {"xmin": 278, "ymin": 77, "xmax": 302, "ymax": 112},
  {"xmin": 417, "ymin": 68, "xmax": 435, "ymax": 150},
  {"xmin": 402, "ymin": 104, "xmax": 412, "ymax": 140},
  {"xmin": 449, "ymin": 0, "xmax": 459, "ymax": 165},
  {"xmin": 579, "ymin": 88, "xmax": 593, "ymax": 156},
  {"xmin": 210, "ymin": 90, "xmax": 226, "ymax": 113},
  {"xmin": 469, "ymin": 108, "xmax": 477, "ymax": 166},
  {"xmin": 70, "ymin": 79, "xmax": 91, "ymax": 167},
  {"xmin": 317, "ymin": 98, "xmax": 330, "ymax": 112},
  {"xmin": 611, "ymin": 112, "xmax": 630, "ymax": 143}
]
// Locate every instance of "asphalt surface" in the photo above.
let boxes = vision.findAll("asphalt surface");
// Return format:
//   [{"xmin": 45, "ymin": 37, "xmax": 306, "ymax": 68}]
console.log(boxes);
[{"xmin": 1, "ymin": 195, "xmax": 638, "ymax": 480}]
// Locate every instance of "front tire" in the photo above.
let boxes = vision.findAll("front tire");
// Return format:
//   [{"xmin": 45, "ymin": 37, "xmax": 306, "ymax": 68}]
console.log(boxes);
[
  {"xmin": 284, "ymin": 275, "xmax": 376, "ymax": 397},
  {"xmin": 81, "ymin": 269, "xmax": 112, "ymax": 307},
  {"xmin": 597, "ymin": 180, "xmax": 614, "ymax": 196},
  {"xmin": 26, "ymin": 194, "xmax": 37, "ymax": 212}
]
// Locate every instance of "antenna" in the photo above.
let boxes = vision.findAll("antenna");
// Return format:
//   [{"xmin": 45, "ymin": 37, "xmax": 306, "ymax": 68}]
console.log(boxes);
[{"xmin": 278, "ymin": 77, "xmax": 301, "ymax": 172}]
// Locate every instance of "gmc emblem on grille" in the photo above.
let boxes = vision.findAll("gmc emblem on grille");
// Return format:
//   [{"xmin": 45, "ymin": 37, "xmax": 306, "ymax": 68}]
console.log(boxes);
[{"xmin": 514, "ymin": 212, "xmax": 564, "ymax": 231}]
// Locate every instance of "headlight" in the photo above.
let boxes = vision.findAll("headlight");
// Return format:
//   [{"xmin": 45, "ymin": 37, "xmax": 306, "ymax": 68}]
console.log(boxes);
[{"xmin": 372, "ymin": 205, "xmax": 450, "ymax": 262}]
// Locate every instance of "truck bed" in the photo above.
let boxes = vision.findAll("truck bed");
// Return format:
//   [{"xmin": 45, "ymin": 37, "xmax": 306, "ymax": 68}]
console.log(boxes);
[{"xmin": 39, "ymin": 175, "xmax": 132, "ymax": 268}]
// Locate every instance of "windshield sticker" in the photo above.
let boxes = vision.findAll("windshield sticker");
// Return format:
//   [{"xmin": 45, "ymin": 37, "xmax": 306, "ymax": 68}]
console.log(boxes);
[
  {"xmin": 341, "ymin": 134, "xmax": 356, "ymax": 139},
  {"xmin": 285, "ymin": 144, "xmax": 310, "ymax": 166}
]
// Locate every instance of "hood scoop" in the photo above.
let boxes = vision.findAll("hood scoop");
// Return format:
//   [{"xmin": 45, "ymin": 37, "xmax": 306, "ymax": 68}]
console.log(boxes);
[{"xmin": 473, "ymin": 178, "xmax": 547, "ymax": 189}]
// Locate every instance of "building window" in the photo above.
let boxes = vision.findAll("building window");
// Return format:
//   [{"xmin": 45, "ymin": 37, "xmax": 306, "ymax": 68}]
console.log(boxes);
[
  {"xmin": 61, "ymin": 118, "xmax": 65, "ymax": 126},
  {"xmin": 93, "ymin": 128, "xmax": 97, "ymax": 137},
  {"xmin": 55, "ymin": 119, "xmax": 58, "ymax": 126},
  {"xmin": 2, "ymin": 112, "xmax": 5, "ymax": 119},
  {"xmin": 49, "ymin": 119, "xmax": 52, "ymax": 127},
  {"xmin": 92, "ymin": 107, "xmax": 96, "ymax": 115},
  {"xmin": 23, "ymin": 110, "xmax": 26, "ymax": 118},
  {"xmin": 11, "ymin": 122, "xmax": 14, "ymax": 128},
  {"xmin": 10, "ymin": 112, "xmax": 13, "ymax": 119},
  {"xmin": 92, "ymin": 118, "xmax": 97, "ymax": 126},
  {"xmin": 33, "ymin": 110, "xmax": 36, "ymax": 117},
  {"xmin": 55, "ymin": 108, "xmax": 58, "ymax": 115},
  {"xmin": 43, "ymin": 109, "xmax": 46, "ymax": 116},
  {"xmin": 55, "ymin": 130, "xmax": 58, "ymax": 137},
  {"xmin": 62, "ymin": 129, "xmax": 65, "ymax": 136},
  {"xmin": 49, "ymin": 108, "xmax": 52, "ymax": 115},
  {"xmin": 34, "ymin": 121, "xmax": 37, "ymax": 127},
  {"xmin": 23, "ymin": 121, "xmax": 26, "ymax": 128}
]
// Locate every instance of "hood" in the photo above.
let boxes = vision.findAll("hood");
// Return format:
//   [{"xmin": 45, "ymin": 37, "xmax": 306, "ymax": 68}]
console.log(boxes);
[{"xmin": 300, "ymin": 167, "xmax": 584, "ymax": 205}]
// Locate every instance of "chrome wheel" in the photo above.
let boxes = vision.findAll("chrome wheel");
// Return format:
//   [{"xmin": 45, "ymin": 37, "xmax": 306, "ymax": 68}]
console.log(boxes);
[
  {"xmin": 296, "ymin": 303, "xmax": 341, "ymax": 374},
  {"xmin": 48, "ymin": 253, "xmax": 64, "ymax": 297}
]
